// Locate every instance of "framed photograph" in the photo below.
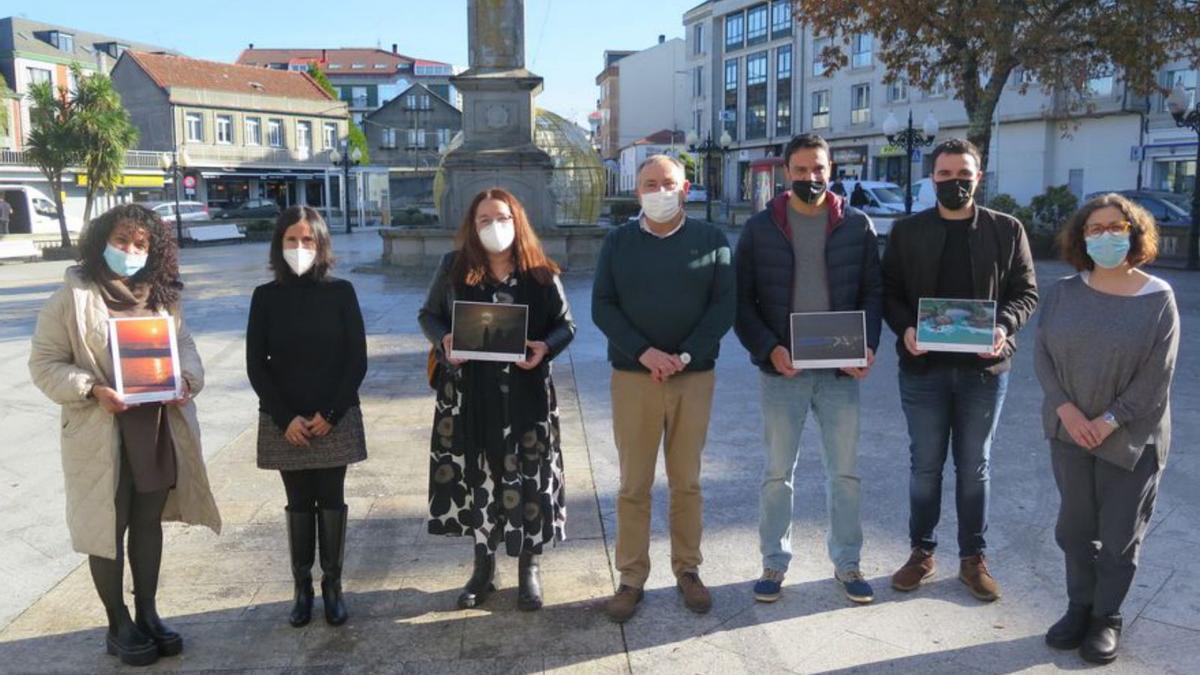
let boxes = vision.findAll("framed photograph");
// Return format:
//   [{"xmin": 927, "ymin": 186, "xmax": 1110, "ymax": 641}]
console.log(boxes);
[
  {"xmin": 108, "ymin": 316, "xmax": 182, "ymax": 404},
  {"xmin": 916, "ymin": 298, "xmax": 997, "ymax": 353},
  {"xmin": 789, "ymin": 311, "xmax": 868, "ymax": 369},
  {"xmin": 450, "ymin": 301, "xmax": 529, "ymax": 363}
]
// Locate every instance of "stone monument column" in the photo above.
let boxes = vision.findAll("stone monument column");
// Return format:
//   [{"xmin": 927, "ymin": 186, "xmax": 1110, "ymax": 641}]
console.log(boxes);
[{"xmin": 440, "ymin": 0, "xmax": 556, "ymax": 231}]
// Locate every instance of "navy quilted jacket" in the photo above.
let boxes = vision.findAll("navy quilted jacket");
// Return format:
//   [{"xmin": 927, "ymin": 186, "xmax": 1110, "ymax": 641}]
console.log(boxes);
[{"xmin": 734, "ymin": 190, "xmax": 883, "ymax": 373}]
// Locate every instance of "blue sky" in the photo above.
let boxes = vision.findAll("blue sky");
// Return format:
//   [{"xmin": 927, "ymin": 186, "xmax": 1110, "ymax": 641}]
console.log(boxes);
[{"xmin": 8, "ymin": 0, "xmax": 699, "ymax": 126}]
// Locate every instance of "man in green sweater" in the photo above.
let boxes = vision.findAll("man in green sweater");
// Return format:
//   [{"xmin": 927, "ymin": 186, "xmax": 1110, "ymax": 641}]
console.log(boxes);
[{"xmin": 593, "ymin": 154, "xmax": 735, "ymax": 623}]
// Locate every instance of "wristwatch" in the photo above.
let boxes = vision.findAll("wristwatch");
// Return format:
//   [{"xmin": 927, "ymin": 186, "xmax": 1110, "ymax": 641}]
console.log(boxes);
[
  {"xmin": 1101, "ymin": 411, "xmax": 1120, "ymax": 429},
  {"xmin": 679, "ymin": 352, "xmax": 692, "ymax": 366}
]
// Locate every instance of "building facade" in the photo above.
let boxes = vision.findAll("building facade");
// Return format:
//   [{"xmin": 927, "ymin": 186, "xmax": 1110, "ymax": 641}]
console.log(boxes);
[
  {"xmin": 236, "ymin": 46, "xmax": 459, "ymax": 125},
  {"xmin": 595, "ymin": 50, "xmax": 635, "ymax": 162},
  {"xmin": 682, "ymin": 0, "xmax": 1197, "ymax": 208},
  {"xmin": 617, "ymin": 129, "xmax": 687, "ymax": 193},
  {"xmin": 363, "ymin": 82, "xmax": 462, "ymax": 207},
  {"xmin": 111, "ymin": 50, "xmax": 350, "ymax": 214},
  {"xmin": 615, "ymin": 37, "xmax": 691, "ymax": 157}
]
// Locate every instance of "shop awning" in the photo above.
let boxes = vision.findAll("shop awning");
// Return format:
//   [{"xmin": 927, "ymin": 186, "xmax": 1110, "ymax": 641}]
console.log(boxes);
[{"xmin": 75, "ymin": 174, "xmax": 165, "ymax": 188}]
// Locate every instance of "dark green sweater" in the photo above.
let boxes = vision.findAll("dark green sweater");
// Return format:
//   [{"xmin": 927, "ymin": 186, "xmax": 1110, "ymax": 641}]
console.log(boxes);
[{"xmin": 591, "ymin": 218, "xmax": 735, "ymax": 372}]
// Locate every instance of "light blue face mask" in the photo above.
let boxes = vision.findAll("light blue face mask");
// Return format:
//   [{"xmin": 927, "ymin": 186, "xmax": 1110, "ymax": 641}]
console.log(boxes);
[
  {"xmin": 103, "ymin": 243, "xmax": 148, "ymax": 278},
  {"xmin": 1085, "ymin": 232, "xmax": 1131, "ymax": 269}
]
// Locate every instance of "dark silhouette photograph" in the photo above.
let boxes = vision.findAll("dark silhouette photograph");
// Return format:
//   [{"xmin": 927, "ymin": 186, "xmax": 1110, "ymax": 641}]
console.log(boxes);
[{"xmin": 451, "ymin": 301, "xmax": 529, "ymax": 362}]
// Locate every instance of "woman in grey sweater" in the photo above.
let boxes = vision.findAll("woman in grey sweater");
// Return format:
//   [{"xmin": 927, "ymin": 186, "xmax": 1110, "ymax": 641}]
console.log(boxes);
[{"xmin": 1035, "ymin": 193, "xmax": 1179, "ymax": 666}]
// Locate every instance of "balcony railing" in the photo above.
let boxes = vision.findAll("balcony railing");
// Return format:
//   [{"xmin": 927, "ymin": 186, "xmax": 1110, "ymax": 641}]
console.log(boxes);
[{"xmin": 0, "ymin": 147, "xmax": 338, "ymax": 169}]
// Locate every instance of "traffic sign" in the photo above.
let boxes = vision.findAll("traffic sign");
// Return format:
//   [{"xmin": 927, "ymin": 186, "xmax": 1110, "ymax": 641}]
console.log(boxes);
[{"xmin": 182, "ymin": 175, "xmax": 197, "ymax": 189}]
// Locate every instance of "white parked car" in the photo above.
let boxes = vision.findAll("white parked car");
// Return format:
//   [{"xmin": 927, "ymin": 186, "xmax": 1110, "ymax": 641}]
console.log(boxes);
[
  {"xmin": 145, "ymin": 201, "xmax": 212, "ymax": 222},
  {"xmin": 686, "ymin": 185, "xmax": 709, "ymax": 203}
]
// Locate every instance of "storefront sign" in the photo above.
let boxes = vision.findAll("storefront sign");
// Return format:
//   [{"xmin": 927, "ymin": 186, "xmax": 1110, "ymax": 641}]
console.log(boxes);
[
  {"xmin": 831, "ymin": 145, "xmax": 868, "ymax": 166},
  {"xmin": 76, "ymin": 174, "xmax": 165, "ymax": 188}
]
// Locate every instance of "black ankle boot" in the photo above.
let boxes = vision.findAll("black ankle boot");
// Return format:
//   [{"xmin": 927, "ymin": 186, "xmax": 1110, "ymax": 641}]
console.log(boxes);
[
  {"xmin": 457, "ymin": 546, "xmax": 495, "ymax": 609},
  {"xmin": 517, "ymin": 551, "xmax": 543, "ymax": 611},
  {"xmin": 104, "ymin": 604, "xmax": 158, "ymax": 667},
  {"xmin": 1045, "ymin": 603, "xmax": 1091, "ymax": 649},
  {"xmin": 286, "ymin": 507, "xmax": 317, "ymax": 627},
  {"xmin": 317, "ymin": 506, "xmax": 349, "ymax": 626},
  {"xmin": 133, "ymin": 596, "xmax": 183, "ymax": 657},
  {"xmin": 1080, "ymin": 613, "xmax": 1122, "ymax": 665}
]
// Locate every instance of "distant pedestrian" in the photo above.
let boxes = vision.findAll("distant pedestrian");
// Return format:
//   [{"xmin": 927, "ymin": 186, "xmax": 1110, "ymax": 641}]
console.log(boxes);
[
  {"xmin": 850, "ymin": 183, "xmax": 870, "ymax": 208},
  {"xmin": 0, "ymin": 195, "xmax": 11, "ymax": 234}
]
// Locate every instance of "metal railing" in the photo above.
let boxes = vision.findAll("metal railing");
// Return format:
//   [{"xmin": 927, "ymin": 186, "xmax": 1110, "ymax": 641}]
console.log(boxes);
[{"xmin": 0, "ymin": 147, "xmax": 336, "ymax": 169}]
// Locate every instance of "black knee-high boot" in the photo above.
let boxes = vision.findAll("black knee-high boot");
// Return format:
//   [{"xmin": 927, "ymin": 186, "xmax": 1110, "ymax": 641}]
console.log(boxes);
[
  {"xmin": 90, "ymin": 555, "xmax": 157, "ymax": 667},
  {"xmin": 317, "ymin": 506, "xmax": 349, "ymax": 626},
  {"xmin": 517, "ymin": 551, "xmax": 543, "ymax": 611},
  {"xmin": 286, "ymin": 507, "xmax": 317, "ymax": 627},
  {"xmin": 458, "ymin": 545, "xmax": 496, "ymax": 609}
]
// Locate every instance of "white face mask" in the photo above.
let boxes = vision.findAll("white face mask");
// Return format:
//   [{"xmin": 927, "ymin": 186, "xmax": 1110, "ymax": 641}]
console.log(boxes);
[
  {"xmin": 283, "ymin": 247, "xmax": 316, "ymax": 276},
  {"xmin": 478, "ymin": 218, "xmax": 515, "ymax": 253},
  {"xmin": 640, "ymin": 189, "xmax": 682, "ymax": 223}
]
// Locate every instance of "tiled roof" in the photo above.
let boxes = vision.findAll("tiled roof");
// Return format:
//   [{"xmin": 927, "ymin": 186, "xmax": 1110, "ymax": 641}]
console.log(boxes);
[
  {"xmin": 126, "ymin": 51, "xmax": 334, "ymax": 100},
  {"xmin": 236, "ymin": 48, "xmax": 451, "ymax": 75}
]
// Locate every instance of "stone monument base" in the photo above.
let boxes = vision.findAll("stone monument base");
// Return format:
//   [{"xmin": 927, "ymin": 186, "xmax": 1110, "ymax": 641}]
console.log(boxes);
[{"xmin": 379, "ymin": 226, "xmax": 609, "ymax": 271}]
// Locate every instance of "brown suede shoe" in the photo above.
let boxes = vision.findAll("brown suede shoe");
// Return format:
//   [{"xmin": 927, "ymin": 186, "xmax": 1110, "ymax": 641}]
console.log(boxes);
[
  {"xmin": 677, "ymin": 572, "xmax": 712, "ymax": 614},
  {"xmin": 959, "ymin": 554, "xmax": 1001, "ymax": 601},
  {"xmin": 605, "ymin": 584, "xmax": 644, "ymax": 623},
  {"xmin": 891, "ymin": 548, "xmax": 936, "ymax": 591}
]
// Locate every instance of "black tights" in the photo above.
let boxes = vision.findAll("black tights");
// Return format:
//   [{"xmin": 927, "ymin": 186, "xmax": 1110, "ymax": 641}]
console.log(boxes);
[
  {"xmin": 280, "ymin": 466, "xmax": 347, "ymax": 511},
  {"xmin": 88, "ymin": 457, "xmax": 170, "ymax": 619}
]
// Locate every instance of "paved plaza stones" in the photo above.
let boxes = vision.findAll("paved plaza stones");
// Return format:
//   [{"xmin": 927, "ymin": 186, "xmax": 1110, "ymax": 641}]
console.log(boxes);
[{"xmin": 0, "ymin": 232, "xmax": 1197, "ymax": 673}]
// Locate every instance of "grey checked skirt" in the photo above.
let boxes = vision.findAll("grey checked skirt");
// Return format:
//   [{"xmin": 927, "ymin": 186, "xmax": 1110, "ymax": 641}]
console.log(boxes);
[{"xmin": 256, "ymin": 406, "xmax": 367, "ymax": 471}]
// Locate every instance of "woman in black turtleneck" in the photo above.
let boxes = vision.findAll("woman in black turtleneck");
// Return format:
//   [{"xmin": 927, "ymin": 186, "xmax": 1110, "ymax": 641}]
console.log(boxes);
[{"xmin": 246, "ymin": 206, "xmax": 367, "ymax": 628}]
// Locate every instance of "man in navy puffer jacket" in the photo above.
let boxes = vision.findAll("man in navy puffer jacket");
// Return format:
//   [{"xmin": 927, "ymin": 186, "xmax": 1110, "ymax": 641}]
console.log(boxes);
[{"xmin": 734, "ymin": 133, "xmax": 883, "ymax": 605}]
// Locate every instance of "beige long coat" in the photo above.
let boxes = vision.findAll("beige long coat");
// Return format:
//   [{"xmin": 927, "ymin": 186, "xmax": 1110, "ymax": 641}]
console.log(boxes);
[{"xmin": 28, "ymin": 266, "xmax": 221, "ymax": 559}]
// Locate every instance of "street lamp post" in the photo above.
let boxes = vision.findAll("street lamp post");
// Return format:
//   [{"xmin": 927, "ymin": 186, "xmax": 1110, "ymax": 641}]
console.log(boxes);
[
  {"xmin": 1166, "ymin": 82, "xmax": 1200, "ymax": 270},
  {"xmin": 685, "ymin": 129, "xmax": 733, "ymax": 223},
  {"xmin": 883, "ymin": 110, "xmax": 939, "ymax": 214},
  {"xmin": 158, "ymin": 149, "xmax": 190, "ymax": 244},
  {"xmin": 330, "ymin": 142, "xmax": 363, "ymax": 234}
]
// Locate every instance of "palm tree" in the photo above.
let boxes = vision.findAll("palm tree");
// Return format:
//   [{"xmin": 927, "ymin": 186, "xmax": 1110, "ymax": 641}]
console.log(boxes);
[
  {"xmin": 72, "ymin": 65, "xmax": 138, "ymax": 224},
  {"xmin": 24, "ymin": 80, "xmax": 79, "ymax": 247}
]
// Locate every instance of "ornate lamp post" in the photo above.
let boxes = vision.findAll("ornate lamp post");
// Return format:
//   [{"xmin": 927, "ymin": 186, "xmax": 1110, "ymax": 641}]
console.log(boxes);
[
  {"xmin": 330, "ymin": 143, "xmax": 363, "ymax": 234},
  {"xmin": 1166, "ymin": 81, "xmax": 1200, "ymax": 270},
  {"xmin": 158, "ymin": 149, "xmax": 190, "ymax": 244},
  {"xmin": 883, "ymin": 110, "xmax": 939, "ymax": 214},
  {"xmin": 685, "ymin": 129, "xmax": 733, "ymax": 223}
]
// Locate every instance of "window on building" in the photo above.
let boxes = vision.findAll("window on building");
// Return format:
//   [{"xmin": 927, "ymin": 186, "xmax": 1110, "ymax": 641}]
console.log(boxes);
[
  {"xmin": 1087, "ymin": 68, "xmax": 1114, "ymax": 97},
  {"xmin": 268, "ymin": 119, "xmax": 284, "ymax": 147},
  {"xmin": 297, "ymin": 121, "xmax": 312, "ymax": 151},
  {"xmin": 745, "ymin": 51, "xmax": 768, "ymax": 139},
  {"xmin": 812, "ymin": 90, "xmax": 830, "ymax": 128},
  {"xmin": 812, "ymin": 37, "xmax": 831, "ymax": 77},
  {"xmin": 382, "ymin": 128, "xmax": 397, "ymax": 149},
  {"xmin": 694, "ymin": 110, "xmax": 703, "ymax": 137},
  {"xmin": 1160, "ymin": 68, "xmax": 1197, "ymax": 112},
  {"xmin": 771, "ymin": 1, "xmax": 792, "ymax": 39},
  {"xmin": 26, "ymin": 67, "xmax": 52, "ymax": 86},
  {"xmin": 694, "ymin": 65, "xmax": 704, "ymax": 97},
  {"xmin": 851, "ymin": 83, "xmax": 871, "ymax": 124},
  {"xmin": 775, "ymin": 45, "xmax": 792, "ymax": 137},
  {"xmin": 351, "ymin": 86, "xmax": 368, "ymax": 108},
  {"xmin": 216, "ymin": 115, "xmax": 233, "ymax": 144},
  {"xmin": 407, "ymin": 128, "xmax": 426, "ymax": 148},
  {"xmin": 185, "ymin": 112, "xmax": 204, "ymax": 142},
  {"xmin": 244, "ymin": 117, "xmax": 262, "ymax": 146},
  {"xmin": 327, "ymin": 63, "xmax": 342, "ymax": 70},
  {"xmin": 746, "ymin": 4, "xmax": 769, "ymax": 45},
  {"xmin": 48, "ymin": 31, "xmax": 74, "ymax": 53},
  {"xmin": 852, "ymin": 34, "xmax": 873, "ymax": 68},
  {"xmin": 374, "ymin": 64, "xmax": 389, "ymax": 69},
  {"xmin": 288, "ymin": 64, "xmax": 307, "ymax": 72},
  {"xmin": 725, "ymin": 11, "xmax": 744, "ymax": 50},
  {"xmin": 437, "ymin": 128, "xmax": 452, "ymax": 148},
  {"xmin": 351, "ymin": 63, "xmax": 365, "ymax": 70},
  {"xmin": 323, "ymin": 122, "xmax": 338, "ymax": 149},
  {"xmin": 693, "ymin": 23, "xmax": 705, "ymax": 55},
  {"xmin": 887, "ymin": 78, "xmax": 908, "ymax": 103},
  {"xmin": 926, "ymin": 72, "xmax": 950, "ymax": 98},
  {"xmin": 724, "ymin": 58, "xmax": 739, "ymax": 139}
]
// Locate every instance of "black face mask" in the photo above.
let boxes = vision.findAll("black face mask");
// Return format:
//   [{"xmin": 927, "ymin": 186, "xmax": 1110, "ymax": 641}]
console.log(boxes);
[
  {"xmin": 936, "ymin": 178, "xmax": 975, "ymax": 211},
  {"xmin": 791, "ymin": 180, "xmax": 827, "ymax": 205}
]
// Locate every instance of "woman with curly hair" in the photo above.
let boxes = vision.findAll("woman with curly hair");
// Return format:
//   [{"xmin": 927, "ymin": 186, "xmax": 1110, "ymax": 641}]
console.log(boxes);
[
  {"xmin": 28, "ymin": 204, "xmax": 221, "ymax": 667},
  {"xmin": 419, "ymin": 188, "xmax": 575, "ymax": 611},
  {"xmin": 246, "ymin": 206, "xmax": 367, "ymax": 628}
]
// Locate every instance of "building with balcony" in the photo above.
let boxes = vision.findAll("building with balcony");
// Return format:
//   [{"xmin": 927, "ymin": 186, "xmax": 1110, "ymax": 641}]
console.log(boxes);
[
  {"xmin": 111, "ymin": 50, "xmax": 351, "ymax": 214},
  {"xmin": 363, "ymin": 82, "xmax": 462, "ymax": 208},
  {"xmin": 236, "ymin": 46, "xmax": 460, "ymax": 125}
]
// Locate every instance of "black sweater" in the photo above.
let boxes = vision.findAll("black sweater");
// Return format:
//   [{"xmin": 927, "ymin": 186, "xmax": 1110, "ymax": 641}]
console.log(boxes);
[{"xmin": 246, "ymin": 276, "xmax": 368, "ymax": 430}]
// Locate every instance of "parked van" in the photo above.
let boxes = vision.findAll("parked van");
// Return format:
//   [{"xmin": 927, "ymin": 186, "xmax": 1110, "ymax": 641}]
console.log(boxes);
[
  {"xmin": 0, "ymin": 185, "xmax": 75, "ymax": 235},
  {"xmin": 842, "ymin": 180, "xmax": 908, "ymax": 217}
]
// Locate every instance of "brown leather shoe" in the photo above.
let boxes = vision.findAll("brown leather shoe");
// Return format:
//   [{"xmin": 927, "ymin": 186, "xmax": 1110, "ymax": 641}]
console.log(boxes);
[
  {"xmin": 891, "ymin": 548, "xmax": 936, "ymax": 591},
  {"xmin": 605, "ymin": 584, "xmax": 644, "ymax": 623},
  {"xmin": 959, "ymin": 554, "xmax": 1001, "ymax": 602},
  {"xmin": 677, "ymin": 572, "xmax": 712, "ymax": 614}
]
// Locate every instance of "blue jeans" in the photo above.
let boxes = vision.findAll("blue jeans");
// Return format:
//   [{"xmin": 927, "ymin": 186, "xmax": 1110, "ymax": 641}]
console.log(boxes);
[
  {"xmin": 759, "ymin": 370, "xmax": 862, "ymax": 574},
  {"xmin": 899, "ymin": 365, "xmax": 1009, "ymax": 558}
]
